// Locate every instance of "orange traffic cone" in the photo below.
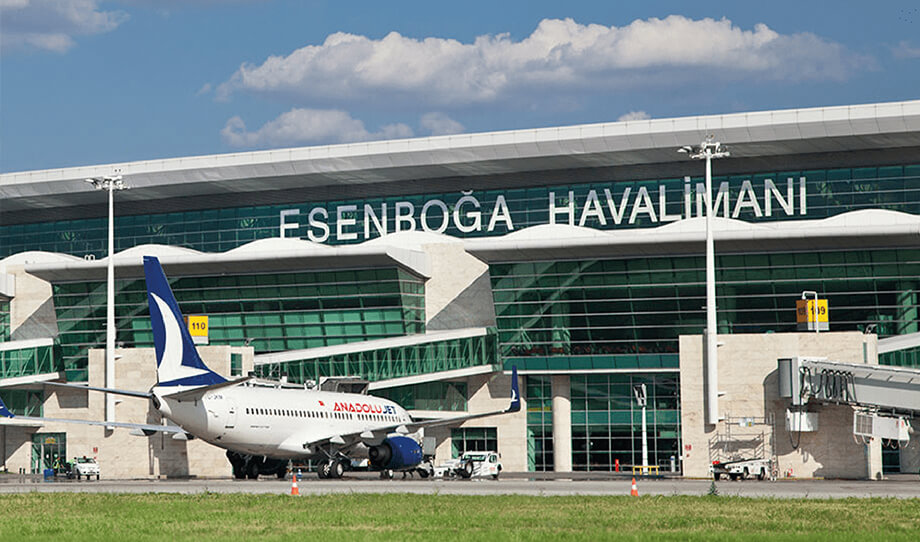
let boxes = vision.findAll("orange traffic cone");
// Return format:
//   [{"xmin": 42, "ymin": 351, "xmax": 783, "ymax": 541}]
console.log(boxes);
[
  {"xmin": 630, "ymin": 477, "xmax": 639, "ymax": 497},
  {"xmin": 290, "ymin": 471, "xmax": 299, "ymax": 496}
]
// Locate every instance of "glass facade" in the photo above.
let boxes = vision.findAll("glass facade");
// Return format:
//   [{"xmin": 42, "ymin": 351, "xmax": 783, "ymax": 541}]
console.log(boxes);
[
  {"xmin": 2, "ymin": 164, "xmax": 917, "ymax": 258},
  {"xmin": 450, "ymin": 427, "xmax": 498, "ymax": 457},
  {"xmin": 882, "ymin": 345, "xmax": 920, "ymax": 367},
  {"xmin": 52, "ymin": 268, "xmax": 424, "ymax": 381},
  {"xmin": 492, "ymin": 249, "xmax": 920, "ymax": 368},
  {"xmin": 0, "ymin": 301, "xmax": 9, "ymax": 342},
  {"xmin": 571, "ymin": 373, "xmax": 680, "ymax": 471},
  {"xmin": 0, "ymin": 389, "xmax": 43, "ymax": 416},
  {"xmin": 375, "ymin": 381, "xmax": 468, "ymax": 412},
  {"xmin": 0, "ymin": 343, "xmax": 60, "ymax": 380},
  {"xmin": 525, "ymin": 375, "xmax": 554, "ymax": 471},
  {"xmin": 254, "ymin": 331, "xmax": 497, "ymax": 384}
]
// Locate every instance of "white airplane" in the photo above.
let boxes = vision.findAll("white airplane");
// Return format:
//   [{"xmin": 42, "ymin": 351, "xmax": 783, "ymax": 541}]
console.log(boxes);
[{"xmin": 0, "ymin": 255, "xmax": 520, "ymax": 479}]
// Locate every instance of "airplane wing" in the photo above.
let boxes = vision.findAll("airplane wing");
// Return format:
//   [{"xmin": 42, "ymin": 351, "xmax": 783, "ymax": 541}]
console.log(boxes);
[
  {"xmin": 0, "ymin": 415, "xmax": 188, "ymax": 435},
  {"xmin": 43, "ymin": 376, "xmax": 253, "ymax": 402},
  {"xmin": 294, "ymin": 366, "xmax": 520, "ymax": 454},
  {"xmin": 0, "ymin": 395, "xmax": 187, "ymax": 435},
  {"xmin": 43, "ymin": 381, "xmax": 153, "ymax": 399}
]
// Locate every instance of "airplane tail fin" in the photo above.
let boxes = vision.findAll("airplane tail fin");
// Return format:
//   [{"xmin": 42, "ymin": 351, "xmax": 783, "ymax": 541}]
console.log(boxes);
[
  {"xmin": 507, "ymin": 366, "xmax": 520, "ymax": 413},
  {"xmin": 0, "ymin": 394, "xmax": 13, "ymax": 418},
  {"xmin": 144, "ymin": 256, "xmax": 226, "ymax": 388}
]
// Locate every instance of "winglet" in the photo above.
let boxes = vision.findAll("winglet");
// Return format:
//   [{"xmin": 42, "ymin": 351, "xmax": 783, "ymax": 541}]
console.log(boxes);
[
  {"xmin": 506, "ymin": 365, "xmax": 520, "ymax": 413},
  {"xmin": 0, "ymin": 395, "xmax": 14, "ymax": 418},
  {"xmin": 144, "ymin": 256, "xmax": 226, "ymax": 387}
]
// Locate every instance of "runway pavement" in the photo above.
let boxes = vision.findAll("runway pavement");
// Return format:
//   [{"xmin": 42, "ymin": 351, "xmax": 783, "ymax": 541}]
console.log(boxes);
[{"xmin": 2, "ymin": 473, "xmax": 919, "ymax": 498}]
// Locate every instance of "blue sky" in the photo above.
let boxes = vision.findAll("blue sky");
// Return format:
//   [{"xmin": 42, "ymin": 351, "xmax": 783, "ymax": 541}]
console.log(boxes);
[{"xmin": 1, "ymin": 0, "xmax": 918, "ymax": 173}]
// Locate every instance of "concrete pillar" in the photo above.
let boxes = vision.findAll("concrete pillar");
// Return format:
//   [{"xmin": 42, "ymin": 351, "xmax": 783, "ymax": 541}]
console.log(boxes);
[
  {"xmin": 866, "ymin": 441, "xmax": 883, "ymax": 480},
  {"xmin": 551, "ymin": 375, "xmax": 572, "ymax": 472}
]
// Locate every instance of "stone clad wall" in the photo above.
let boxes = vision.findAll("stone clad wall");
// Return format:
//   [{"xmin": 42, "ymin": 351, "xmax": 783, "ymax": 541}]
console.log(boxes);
[
  {"xmin": 679, "ymin": 331, "xmax": 882, "ymax": 480},
  {"xmin": 422, "ymin": 242, "xmax": 496, "ymax": 330},
  {"xmin": 6, "ymin": 265, "xmax": 57, "ymax": 341}
]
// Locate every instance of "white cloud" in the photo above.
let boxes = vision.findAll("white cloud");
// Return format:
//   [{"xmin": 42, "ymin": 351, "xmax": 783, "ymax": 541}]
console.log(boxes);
[
  {"xmin": 216, "ymin": 16, "xmax": 865, "ymax": 106},
  {"xmin": 617, "ymin": 111, "xmax": 650, "ymax": 122},
  {"xmin": 893, "ymin": 40, "xmax": 920, "ymax": 59},
  {"xmin": 420, "ymin": 112, "xmax": 464, "ymax": 135},
  {"xmin": 0, "ymin": 0, "xmax": 128, "ymax": 53},
  {"xmin": 221, "ymin": 108, "xmax": 413, "ymax": 148}
]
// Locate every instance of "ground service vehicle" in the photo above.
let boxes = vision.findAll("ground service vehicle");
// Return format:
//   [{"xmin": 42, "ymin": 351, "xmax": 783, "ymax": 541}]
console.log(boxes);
[
  {"xmin": 69, "ymin": 457, "xmax": 100, "ymax": 480},
  {"xmin": 710, "ymin": 458, "xmax": 771, "ymax": 481},
  {"xmin": 434, "ymin": 451, "xmax": 502, "ymax": 479}
]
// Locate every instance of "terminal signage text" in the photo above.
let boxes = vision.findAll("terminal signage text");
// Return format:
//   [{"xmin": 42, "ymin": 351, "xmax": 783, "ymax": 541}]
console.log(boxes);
[{"xmin": 279, "ymin": 177, "xmax": 808, "ymax": 244}]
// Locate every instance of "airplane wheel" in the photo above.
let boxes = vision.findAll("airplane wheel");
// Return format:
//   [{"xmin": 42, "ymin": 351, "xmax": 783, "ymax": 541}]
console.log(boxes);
[
  {"xmin": 380, "ymin": 469, "xmax": 394, "ymax": 480},
  {"xmin": 232, "ymin": 461, "xmax": 246, "ymax": 479},
  {"xmin": 316, "ymin": 464, "xmax": 328, "ymax": 479},
  {"xmin": 331, "ymin": 461, "xmax": 345, "ymax": 479},
  {"xmin": 459, "ymin": 462, "xmax": 473, "ymax": 479},
  {"xmin": 246, "ymin": 462, "xmax": 260, "ymax": 480},
  {"xmin": 417, "ymin": 468, "xmax": 430, "ymax": 479}
]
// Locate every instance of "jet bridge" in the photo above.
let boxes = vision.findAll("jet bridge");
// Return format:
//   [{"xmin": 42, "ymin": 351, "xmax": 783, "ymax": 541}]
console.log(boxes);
[{"xmin": 779, "ymin": 357, "xmax": 920, "ymax": 442}]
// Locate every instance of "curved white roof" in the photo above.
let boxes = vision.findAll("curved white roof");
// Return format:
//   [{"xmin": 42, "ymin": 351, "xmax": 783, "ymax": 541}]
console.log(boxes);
[
  {"xmin": 1, "ymin": 251, "xmax": 84, "ymax": 268},
  {"xmin": 20, "ymin": 209, "xmax": 920, "ymax": 282},
  {"xmin": 115, "ymin": 244, "xmax": 205, "ymax": 260},
  {"xmin": 2, "ymin": 100, "xmax": 919, "ymax": 222},
  {"xmin": 23, "ymin": 236, "xmax": 430, "ymax": 282},
  {"xmin": 464, "ymin": 210, "xmax": 920, "ymax": 261},
  {"xmin": 363, "ymin": 230, "xmax": 465, "ymax": 249},
  {"xmin": 224, "ymin": 237, "xmax": 336, "ymax": 255}
]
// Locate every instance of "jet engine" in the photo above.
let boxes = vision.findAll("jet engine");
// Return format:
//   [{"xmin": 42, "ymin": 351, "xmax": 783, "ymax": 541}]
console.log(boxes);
[{"xmin": 368, "ymin": 436, "xmax": 423, "ymax": 470}]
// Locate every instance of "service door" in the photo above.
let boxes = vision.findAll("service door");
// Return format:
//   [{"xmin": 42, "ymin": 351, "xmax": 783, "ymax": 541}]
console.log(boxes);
[
  {"xmin": 223, "ymin": 400, "xmax": 237, "ymax": 431},
  {"xmin": 31, "ymin": 433, "xmax": 66, "ymax": 474}
]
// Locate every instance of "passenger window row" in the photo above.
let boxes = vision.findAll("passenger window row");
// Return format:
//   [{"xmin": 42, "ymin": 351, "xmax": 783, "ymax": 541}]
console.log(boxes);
[{"xmin": 243, "ymin": 407, "xmax": 404, "ymax": 424}]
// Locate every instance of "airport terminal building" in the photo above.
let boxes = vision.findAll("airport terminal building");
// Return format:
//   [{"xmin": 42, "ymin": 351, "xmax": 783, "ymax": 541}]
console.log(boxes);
[{"xmin": 1, "ymin": 100, "xmax": 919, "ymax": 478}]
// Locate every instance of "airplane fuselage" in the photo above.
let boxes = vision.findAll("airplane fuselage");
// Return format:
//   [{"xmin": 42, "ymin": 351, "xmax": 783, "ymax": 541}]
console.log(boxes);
[{"xmin": 153, "ymin": 384, "xmax": 412, "ymax": 459}]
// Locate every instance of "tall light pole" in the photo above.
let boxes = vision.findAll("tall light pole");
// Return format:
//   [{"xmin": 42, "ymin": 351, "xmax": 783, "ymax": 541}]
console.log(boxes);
[
  {"xmin": 85, "ymin": 174, "xmax": 127, "ymax": 427},
  {"xmin": 679, "ymin": 137, "xmax": 729, "ymax": 426}
]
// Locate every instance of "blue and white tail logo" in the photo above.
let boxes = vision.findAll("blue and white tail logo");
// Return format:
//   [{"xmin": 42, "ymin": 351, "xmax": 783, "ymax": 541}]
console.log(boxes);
[
  {"xmin": 507, "ymin": 366, "xmax": 521, "ymax": 413},
  {"xmin": 144, "ymin": 256, "xmax": 226, "ymax": 387},
  {"xmin": 0, "ymin": 394, "xmax": 14, "ymax": 418}
]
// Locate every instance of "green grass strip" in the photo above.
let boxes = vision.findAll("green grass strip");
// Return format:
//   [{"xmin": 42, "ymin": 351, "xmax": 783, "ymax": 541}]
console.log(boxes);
[{"xmin": 0, "ymin": 493, "xmax": 918, "ymax": 541}]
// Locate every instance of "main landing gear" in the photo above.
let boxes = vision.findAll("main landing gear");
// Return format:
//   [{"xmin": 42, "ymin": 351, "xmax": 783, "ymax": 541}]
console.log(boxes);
[
  {"xmin": 317, "ymin": 459, "xmax": 347, "ymax": 479},
  {"xmin": 227, "ymin": 451, "xmax": 287, "ymax": 480}
]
